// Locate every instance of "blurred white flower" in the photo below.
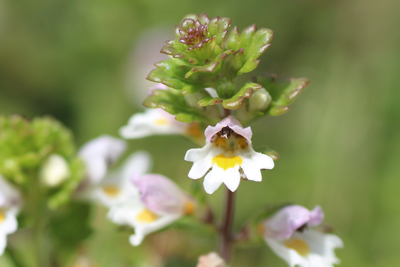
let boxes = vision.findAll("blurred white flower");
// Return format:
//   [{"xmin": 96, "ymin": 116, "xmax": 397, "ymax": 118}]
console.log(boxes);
[
  {"xmin": 94, "ymin": 151, "xmax": 152, "ymax": 207},
  {"xmin": 185, "ymin": 115, "xmax": 274, "ymax": 194},
  {"xmin": 125, "ymin": 28, "xmax": 170, "ymax": 107},
  {"xmin": 108, "ymin": 173, "xmax": 194, "ymax": 246},
  {"xmin": 120, "ymin": 108, "xmax": 189, "ymax": 139},
  {"xmin": 39, "ymin": 154, "xmax": 70, "ymax": 187},
  {"xmin": 261, "ymin": 205, "xmax": 343, "ymax": 267},
  {"xmin": 0, "ymin": 174, "xmax": 21, "ymax": 255},
  {"xmin": 78, "ymin": 135, "xmax": 127, "ymax": 186}
]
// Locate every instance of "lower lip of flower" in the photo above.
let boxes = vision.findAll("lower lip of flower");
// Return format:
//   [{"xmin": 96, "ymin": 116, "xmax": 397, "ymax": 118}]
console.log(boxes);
[
  {"xmin": 212, "ymin": 154, "xmax": 242, "ymax": 170},
  {"xmin": 136, "ymin": 209, "xmax": 159, "ymax": 223},
  {"xmin": 102, "ymin": 185, "xmax": 121, "ymax": 197},
  {"xmin": 0, "ymin": 209, "xmax": 5, "ymax": 223},
  {"xmin": 284, "ymin": 238, "xmax": 311, "ymax": 256}
]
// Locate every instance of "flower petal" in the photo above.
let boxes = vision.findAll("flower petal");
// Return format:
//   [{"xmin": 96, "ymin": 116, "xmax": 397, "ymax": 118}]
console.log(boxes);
[
  {"xmin": 265, "ymin": 205, "xmax": 312, "ymax": 240},
  {"xmin": 222, "ymin": 166, "xmax": 241, "ymax": 192},
  {"xmin": 309, "ymin": 206, "xmax": 324, "ymax": 227},
  {"xmin": 203, "ymin": 167, "xmax": 224, "ymax": 194},
  {"xmin": 120, "ymin": 109, "xmax": 187, "ymax": 139},
  {"xmin": 132, "ymin": 174, "xmax": 187, "ymax": 215},
  {"xmin": 241, "ymin": 157, "xmax": 262, "ymax": 182},
  {"xmin": 204, "ymin": 115, "xmax": 252, "ymax": 143},
  {"xmin": 265, "ymin": 237, "xmax": 307, "ymax": 267},
  {"xmin": 188, "ymin": 159, "xmax": 212, "ymax": 179},
  {"xmin": 249, "ymin": 149, "xmax": 274, "ymax": 170}
]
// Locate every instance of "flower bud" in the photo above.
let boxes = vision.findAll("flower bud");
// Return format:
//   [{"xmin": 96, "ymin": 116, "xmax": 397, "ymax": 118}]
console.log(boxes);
[
  {"xmin": 197, "ymin": 252, "xmax": 227, "ymax": 267},
  {"xmin": 39, "ymin": 154, "xmax": 70, "ymax": 187},
  {"xmin": 249, "ymin": 88, "xmax": 271, "ymax": 112}
]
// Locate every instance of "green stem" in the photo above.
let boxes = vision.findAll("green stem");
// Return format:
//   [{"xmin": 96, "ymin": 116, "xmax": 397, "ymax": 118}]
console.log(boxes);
[
  {"xmin": 219, "ymin": 188, "xmax": 236, "ymax": 262},
  {"xmin": 5, "ymin": 246, "xmax": 26, "ymax": 267}
]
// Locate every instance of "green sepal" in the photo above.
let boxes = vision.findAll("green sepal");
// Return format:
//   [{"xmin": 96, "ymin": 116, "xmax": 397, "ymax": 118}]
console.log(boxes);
[
  {"xmin": 225, "ymin": 25, "xmax": 273, "ymax": 76},
  {"xmin": 161, "ymin": 13, "xmax": 231, "ymax": 65},
  {"xmin": 143, "ymin": 87, "xmax": 208, "ymax": 123},
  {"xmin": 222, "ymin": 83, "xmax": 263, "ymax": 110},
  {"xmin": 254, "ymin": 74, "xmax": 310, "ymax": 116},
  {"xmin": 197, "ymin": 83, "xmax": 263, "ymax": 110},
  {"xmin": 197, "ymin": 96, "xmax": 223, "ymax": 107},
  {"xmin": 147, "ymin": 59, "xmax": 218, "ymax": 95}
]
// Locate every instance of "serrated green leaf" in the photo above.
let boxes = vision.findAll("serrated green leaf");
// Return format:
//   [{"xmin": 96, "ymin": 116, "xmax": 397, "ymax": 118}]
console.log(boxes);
[
  {"xmin": 268, "ymin": 105, "xmax": 290, "ymax": 116},
  {"xmin": 253, "ymin": 75, "xmax": 310, "ymax": 117},
  {"xmin": 225, "ymin": 26, "xmax": 273, "ymax": 76},
  {"xmin": 175, "ymin": 113, "xmax": 196, "ymax": 123},
  {"xmin": 222, "ymin": 83, "xmax": 263, "ymax": 110},
  {"xmin": 143, "ymin": 88, "xmax": 210, "ymax": 123},
  {"xmin": 197, "ymin": 96, "xmax": 223, "ymax": 107}
]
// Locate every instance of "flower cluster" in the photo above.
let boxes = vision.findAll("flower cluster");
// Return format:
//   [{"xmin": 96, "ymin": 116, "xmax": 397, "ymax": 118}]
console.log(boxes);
[
  {"xmin": 0, "ymin": 12, "xmax": 344, "ymax": 267},
  {"xmin": 79, "ymin": 135, "xmax": 195, "ymax": 246}
]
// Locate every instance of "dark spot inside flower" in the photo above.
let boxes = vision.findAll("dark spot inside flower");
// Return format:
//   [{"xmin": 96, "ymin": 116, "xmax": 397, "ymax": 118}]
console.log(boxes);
[
  {"xmin": 220, "ymin": 126, "xmax": 233, "ymax": 139},
  {"xmin": 296, "ymin": 224, "xmax": 308, "ymax": 233}
]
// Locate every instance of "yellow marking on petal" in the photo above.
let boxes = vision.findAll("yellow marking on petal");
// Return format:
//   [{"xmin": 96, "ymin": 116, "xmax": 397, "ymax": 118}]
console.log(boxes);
[
  {"xmin": 102, "ymin": 185, "xmax": 120, "ymax": 197},
  {"xmin": 284, "ymin": 238, "xmax": 310, "ymax": 256},
  {"xmin": 136, "ymin": 209, "xmax": 159, "ymax": 223},
  {"xmin": 154, "ymin": 118, "xmax": 169, "ymax": 125},
  {"xmin": 212, "ymin": 154, "xmax": 242, "ymax": 171},
  {"xmin": 0, "ymin": 209, "xmax": 5, "ymax": 223},
  {"xmin": 184, "ymin": 201, "xmax": 195, "ymax": 215}
]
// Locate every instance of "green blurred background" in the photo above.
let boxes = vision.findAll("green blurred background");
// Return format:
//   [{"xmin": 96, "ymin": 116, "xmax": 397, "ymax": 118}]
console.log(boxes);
[{"xmin": 1, "ymin": 0, "xmax": 399, "ymax": 266}]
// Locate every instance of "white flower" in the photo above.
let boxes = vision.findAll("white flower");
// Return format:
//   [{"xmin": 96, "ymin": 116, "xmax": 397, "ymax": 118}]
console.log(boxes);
[
  {"xmin": 0, "ymin": 175, "xmax": 21, "ymax": 256},
  {"xmin": 108, "ymin": 199, "xmax": 180, "ymax": 246},
  {"xmin": 185, "ymin": 115, "xmax": 274, "ymax": 194},
  {"xmin": 262, "ymin": 205, "xmax": 343, "ymax": 267},
  {"xmin": 39, "ymin": 154, "xmax": 70, "ymax": 187},
  {"xmin": 94, "ymin": 151, "xmax": 152, "ymax": 207},
  {"xmin": 108, "ymin": 174, "xmax": 194, "ymax": 246},
  {"xmin": 120, "ymin": 107, "xmax": 201, "ymax": 140},
  {"xmin": 78, "ymin": 135, "xmax": 127, "ymax": 186}
]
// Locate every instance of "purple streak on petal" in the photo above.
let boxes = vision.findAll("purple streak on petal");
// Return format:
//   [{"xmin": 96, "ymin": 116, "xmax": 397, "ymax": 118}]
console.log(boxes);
[
  {"xmin": 204, "ymin": 115, "xmax": 252, "ymax": 143},
  {"xmin": 308, "ymin": 206, "xmax": 324, "ymax": 227},
  {"xmin": 265, "ymin": 205, "xmax": 311, "ymax": 240},
  {"xmin": 132, "ymin": 174, "xmax": 187, "ymax": 215}
]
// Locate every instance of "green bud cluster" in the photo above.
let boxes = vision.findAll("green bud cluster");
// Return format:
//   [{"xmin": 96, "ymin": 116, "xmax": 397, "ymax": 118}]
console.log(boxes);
[
  {"xmin": 145, "ymin": 13, "xmax": 309, "ymax": 124},
  {"xmin": 0, "ymin": 115, "xmax": 85, "ymax": 209}
]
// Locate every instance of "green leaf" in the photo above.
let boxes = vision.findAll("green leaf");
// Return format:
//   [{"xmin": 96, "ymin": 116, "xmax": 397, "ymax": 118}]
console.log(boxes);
[
  {"xmin": 253, "ymin": 75, "xmax": 310, "ymax": 116},
  {"xmin": 222, "ymin": 83, "xmax": 263, "ymax": 110},
  {"xmin": 143, "ymin": 87, "xmax": 210, "ymax": 123},
  {"xmin": 225, "ymin": 26, "xmax": 273, "ymax": 76}
]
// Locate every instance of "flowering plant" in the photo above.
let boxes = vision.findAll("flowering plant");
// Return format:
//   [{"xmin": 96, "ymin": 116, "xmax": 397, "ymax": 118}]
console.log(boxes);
[{"xmin": 0, "ymin": 12, "xmax": 343, "ymax": 267}]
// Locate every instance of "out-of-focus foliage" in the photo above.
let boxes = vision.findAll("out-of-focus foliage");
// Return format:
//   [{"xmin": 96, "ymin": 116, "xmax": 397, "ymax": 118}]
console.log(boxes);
[
  {"xmin": 1, "ymin": 0, "xmax": 400, "ymax": 266},
  {"xmin": 0, "ymin": 115, "xmax": 84, "ymax": 208}
]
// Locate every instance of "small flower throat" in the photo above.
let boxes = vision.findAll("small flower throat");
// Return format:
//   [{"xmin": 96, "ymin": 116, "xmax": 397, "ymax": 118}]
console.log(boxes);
[{"xmin": 212, "ymin": 127, "xmax": 248, "ymax": 153}]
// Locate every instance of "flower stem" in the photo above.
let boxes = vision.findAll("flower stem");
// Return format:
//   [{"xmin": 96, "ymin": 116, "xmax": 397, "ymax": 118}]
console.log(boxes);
[{"xmin": 219, "ymin": 188, "xmax": 236, "ymax": 262}]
